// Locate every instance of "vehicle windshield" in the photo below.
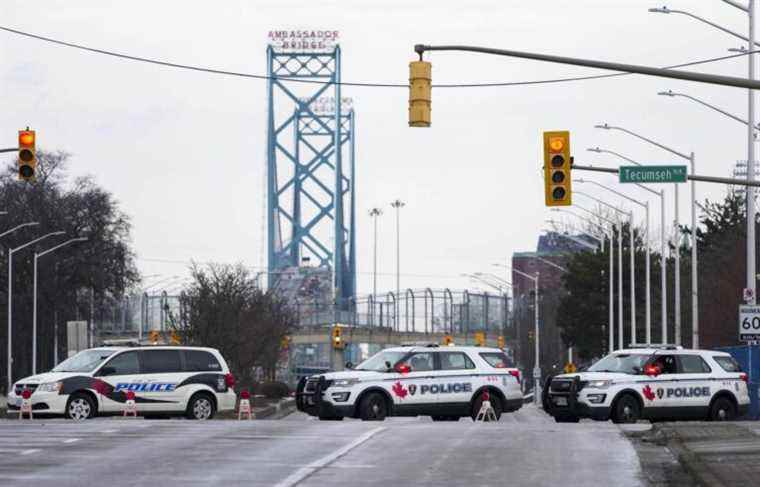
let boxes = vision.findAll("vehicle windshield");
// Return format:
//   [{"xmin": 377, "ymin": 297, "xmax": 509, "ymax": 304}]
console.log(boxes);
[
  {"xmin": 354, "ymin": 350, "xmax": 408, "ymax": 371},
  {"xmin": 52, "ymin": 349, "xmax": 117, "ymax": 373},
  {"xmin": 587, "ymin": 353, "xmax": 650, "ymax": 374}
]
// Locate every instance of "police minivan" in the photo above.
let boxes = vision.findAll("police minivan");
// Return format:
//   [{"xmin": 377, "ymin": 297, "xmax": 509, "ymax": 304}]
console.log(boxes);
[
  {"xmin": 546, "ymin": 346, "xmax": 750, "ymax": 423},
  {"xmin": 7, "ymin": 346, "xmax": 237, "ymax": 420},
  {"xmin": 296, "ymin": 345, "xmax": 523, "ymax": 421}
]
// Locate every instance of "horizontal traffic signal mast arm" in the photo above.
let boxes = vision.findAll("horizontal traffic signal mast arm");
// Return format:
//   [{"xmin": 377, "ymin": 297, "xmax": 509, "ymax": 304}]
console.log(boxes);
[
  {"xmin": 0, "ymin": 148, "xmax": 18, "ymax": 153},
  {"xmin": 413, "ymin": 44, "xmax": 760, "ymax": 91},
  {"xmin": 572, "ymin": 163, "xmax": 760, "ymax": 187}
]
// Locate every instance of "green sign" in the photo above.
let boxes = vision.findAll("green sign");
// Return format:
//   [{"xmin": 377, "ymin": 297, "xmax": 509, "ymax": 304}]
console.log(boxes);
[{"xmin": 619, "ymin": 165, "xmax": 688, "ymax": 184}]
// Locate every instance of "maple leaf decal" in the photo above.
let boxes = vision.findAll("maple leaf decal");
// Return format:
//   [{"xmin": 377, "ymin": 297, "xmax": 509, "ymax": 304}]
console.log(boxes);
[
  {"xmin": 392, "ymin": 381, "xmax": 408, "ymax": 399},
  {"xmin": 642, "ymin": 385, "xmax": 655, "ymax": 401}
]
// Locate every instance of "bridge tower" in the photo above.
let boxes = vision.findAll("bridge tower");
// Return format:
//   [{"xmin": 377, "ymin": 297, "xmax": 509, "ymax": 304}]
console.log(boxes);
[{"xmin": 266, "ymin": 41, "xmax": 356, "ymax": 307}]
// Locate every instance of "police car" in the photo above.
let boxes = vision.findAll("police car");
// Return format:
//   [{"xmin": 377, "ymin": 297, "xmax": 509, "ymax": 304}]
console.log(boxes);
[
  {"xmin": 295, "ymin": 344, "xmax": 523, "ymax": 421},
  {"xmin": 6, "ymin": 346, "xmax": 237, "ymax": 420},
  {"xmin": 546, "ymin": 345, "xmax": 750, "ymax": 423}
]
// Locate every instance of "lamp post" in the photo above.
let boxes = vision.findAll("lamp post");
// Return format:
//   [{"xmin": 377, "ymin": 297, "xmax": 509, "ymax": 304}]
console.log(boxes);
[
  {"xmin": 493, "ymin": 262, "xmax": 540, "ymax": 404},
  {"xmin": 390, "ymin": 200, "xmax": 405, "ymax": 330},
  {"xmin": 576, "ymin": 184, "xmax": 651, "ymax": 344},
  {"xmin": 369, "ymin": 208, "xmax": 383, "ymax": 326},
  {"xmin": 588, "ymin": 147, "xmax": 668, "ymax": 344},
  {"xmin": 8, "ymin": 231, "xmax": 65, "ymax": 392},
  {"xmin": 33, "ymin": 237, "xmax": 88, "ymax": 374},
  {"xmin": 553, "ymin": 207, "xmax": 622, "ymax": 349},
  {"xmin": 595, "ymin": 123, "xmax": 696, "ymax": 347},
  {"xmin": 650, "ymin": 0, "xmax": 754, "ymax": 342}
]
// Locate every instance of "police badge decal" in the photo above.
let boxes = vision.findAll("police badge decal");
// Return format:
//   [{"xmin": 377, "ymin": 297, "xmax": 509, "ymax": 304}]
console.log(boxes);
[{"xmin": 408, "ymin": 384, "xmax": 417, "ymax": 396}]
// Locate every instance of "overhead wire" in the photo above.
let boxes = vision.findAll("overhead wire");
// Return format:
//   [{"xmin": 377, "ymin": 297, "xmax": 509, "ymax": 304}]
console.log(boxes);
[{"xmin": 0, "ymin": 25, "xmax": 757, "ymax": 89}]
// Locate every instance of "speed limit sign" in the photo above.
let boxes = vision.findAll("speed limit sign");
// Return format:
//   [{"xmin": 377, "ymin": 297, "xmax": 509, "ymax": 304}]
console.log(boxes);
[{"xmin": 739, "ymin": 305, "xmax": 760, "ymax": 341}]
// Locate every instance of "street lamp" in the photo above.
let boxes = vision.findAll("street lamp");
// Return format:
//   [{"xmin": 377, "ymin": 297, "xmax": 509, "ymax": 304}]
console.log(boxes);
[
  {"xmin": 650, "ymin": 0, "xmax": 755, "ymax": 342},
  {"xmin": 595, "ymin": 123, "xmax": 696, "ymax": 348},
  {"xmin": 587, "ymin": 147, "xmax": 668, "ymax": 345},
  {"xmin": 33, "ymin": 237, "xmax": 88, "ymax": 374},
  {"xmin": 7, "ymin": 231, "xmax": 65, "ymax": 392},
  {"xmin": 0, "ymin": 222, "xmax": 40, "ymax": 239},
  {"xmin": 576, "ymin": 184, "xmax": 651, "ymax": 345},
  {"xmin": 493, "ymin": 262, "xmax": 541, "ymax": 404},
  {"xmin": 369, "ymin": 208, "xmax": 383, "ymax": 327},
  {"xmin": 390, "ymin": 200, "xmax": 405, "ymax": 329},
  {"xmin": 553, "ymin": 207, "xmax": 621, "ymax": 351}
]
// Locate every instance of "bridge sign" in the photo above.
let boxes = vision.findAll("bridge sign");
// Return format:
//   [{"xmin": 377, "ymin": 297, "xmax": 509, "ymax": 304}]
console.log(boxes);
[
  {"xmin": 739, "ymin": 305, "xmax": 760, "ymax": 341},
  {"xmin": 619, "ymin": 165, "xmax": 688, "ymax": 184}
]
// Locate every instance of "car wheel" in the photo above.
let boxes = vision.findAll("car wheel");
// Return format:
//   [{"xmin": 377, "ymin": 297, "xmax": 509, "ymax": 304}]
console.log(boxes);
[
  {"xmin": 612, "ymin": 394, "xmax": 641, "ymax": 424},
  {"xmin": 709, "ymin": 397, "xmax": 737, "ymax": 421},
  {"xmin": 470, "ymin": 392, "xmax": 503, "ymax": 422},
  {"xmin": 553, "ymin": 413, "xmax": 580, "ymax": 423},
  {"xmin": 359, "ymin": 392, "xmax": 388, "ymax": 421},
  {"xmin": 66, "ymin": 392, "xmax": 96, "ymax": 421},
  {"xmin": 186, "ymin": 393, "xmax": 215, "ymax": 420}
]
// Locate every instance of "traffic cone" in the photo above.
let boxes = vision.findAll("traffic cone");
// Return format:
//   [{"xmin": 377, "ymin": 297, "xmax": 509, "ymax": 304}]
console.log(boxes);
[
  {"xmin": 19, "ymin": 388, "xmax": 33, "ymax": 420},
  {"xmin": 123, "ymin": 391, "xmax": 138, "ymax": 417},
  {"xmin": 475, "ymin": 390, "xmax": 497, "ymax": 422},
  {"xmin": 238, "ymin": 390, "xmax": 252, "ymax": 420}
]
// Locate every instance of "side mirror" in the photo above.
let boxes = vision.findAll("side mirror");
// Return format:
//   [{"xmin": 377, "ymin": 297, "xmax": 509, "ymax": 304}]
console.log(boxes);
[
  {"xmin": 394, "ymin": 363, "xmax": 411, "ymax": 374},
  {"xmin": 98, "ymin": 366, "xmax": 116, "ymax": 377},
  {"xmin": 345, "ymin": 361, "xmax": 354, "ymax": 370},
  {"xmin": 632, "ymin": 366, "xmax": 642, "ymax": 375},
  {"xmin": 644, "ymin": 364, "xmax": 661, "ymax": 377},
  {"xmin": 384, "ymin": 360, "xmax": 392, "ymax": 371}
]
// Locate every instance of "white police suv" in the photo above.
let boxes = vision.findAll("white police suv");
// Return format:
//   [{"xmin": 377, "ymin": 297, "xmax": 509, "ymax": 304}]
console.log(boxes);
[
  {"xmin": 6, "ymin": 346, "xmax": 237, "ymax": 420},
  {"xmin": 296, "ymin": 345, "xmax": 523, "ymax": 421},
  {"xmin": 546, "ymin": 346, "xmax": 750, "ymax": 423}
]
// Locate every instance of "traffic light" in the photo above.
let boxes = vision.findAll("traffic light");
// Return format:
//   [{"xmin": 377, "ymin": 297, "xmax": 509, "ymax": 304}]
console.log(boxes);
[
  {"xmin": 170, "ymin": 330, "xmax": 181, "ymax": 345},
  {"xmin": 281, "ymin": 335, "xmax": 291, "ymax": 351},
  {"xmin": 497, "ymin": 335, "xmax": 505, "ymax": 350},
  {"xmin": 409, "ymin": 60, "xmax": 432, "ymax": 127},
  {"xmin": 528, "ymin": 330, "xmax": 535, "ymax": 342},
  {"xmin": 18, "ymin": 129, "xmax": 36, "ymax": 181},
  {"xmin": 543, "ymin": 131, "xmax": 572, "ymax": 206},
  {"xmin": 149, "ymin": 330, "xmax": 160, "ymax": 344},
  {"xmin": 442, "ymin": 335, "xmax": 454, "ymax": 346},
  {"xmin": 474, "ymin": 331, "xmax": 486, "ymax": 347},
  {"xmin": 331, "ymin": 326, "xmax": 344, "ymax": 350}
]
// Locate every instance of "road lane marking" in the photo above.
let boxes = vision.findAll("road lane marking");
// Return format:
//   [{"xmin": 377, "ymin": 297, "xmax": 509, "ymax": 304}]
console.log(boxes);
[
  {"xmin": 274, "ymin": 427, "xmax": 385, "ymax": 487},
  {"xmin": 62, "ymin": 438, "xmax": 79, "ymax": 444},
  {"xmin": 19, "ymin": 449, "xmax": 40, "ymax": 455},
  {"xmin": 101, "ymin": 429, "xmax": 118, "ymax": 433}
]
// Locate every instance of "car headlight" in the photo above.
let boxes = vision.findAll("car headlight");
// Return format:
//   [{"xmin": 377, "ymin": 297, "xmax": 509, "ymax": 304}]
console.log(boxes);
[
  {"xmin": 331, "ymin": 378, "xmax": 360, "ymax": 387},
  {"xmin": 586, "ymin": 380, "xmax": 612, "ymax": 389},
  {"xmin": 37, "ymin": 382, "xmax": 62, "ymax": 393}
]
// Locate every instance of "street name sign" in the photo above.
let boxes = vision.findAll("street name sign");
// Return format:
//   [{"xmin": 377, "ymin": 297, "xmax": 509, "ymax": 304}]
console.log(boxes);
[
  {"xmin": 619, "ymin": 165, "xmax": 688, "ymax": 184},
  {"xmin": 739, "ymin": 305, "xmax": 760, "ymax": 341}
]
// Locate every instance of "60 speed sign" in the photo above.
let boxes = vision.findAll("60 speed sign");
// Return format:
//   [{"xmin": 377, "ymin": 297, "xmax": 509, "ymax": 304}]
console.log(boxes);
[{"xmin": 739, "ymin": 305, "xmax": 760, "ymax": 341}]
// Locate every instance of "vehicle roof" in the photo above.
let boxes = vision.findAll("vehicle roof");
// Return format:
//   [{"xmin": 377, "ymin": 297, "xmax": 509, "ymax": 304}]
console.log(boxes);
[
  {"xmin": 613, "ymin": 348, "xmax": 731, "ymax": 356},
  {"xmin": 382, "ymin": 345, "xmax": 505, "ymax": 354},
  {"xmin": 84, "ymin": 346, "xmax": 220, "ymax": 353}
]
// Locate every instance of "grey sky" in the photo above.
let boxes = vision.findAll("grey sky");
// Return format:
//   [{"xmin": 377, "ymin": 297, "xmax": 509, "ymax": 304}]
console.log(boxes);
[{"xmin": 0, "ymin": 0, "xmax": 752, "ymax": 295}]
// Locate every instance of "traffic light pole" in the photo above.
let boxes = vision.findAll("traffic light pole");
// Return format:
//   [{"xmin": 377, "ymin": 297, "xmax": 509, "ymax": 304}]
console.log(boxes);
[{"xmin": 413, "ymin": 44, "xmax": 760, "ymax": 90}]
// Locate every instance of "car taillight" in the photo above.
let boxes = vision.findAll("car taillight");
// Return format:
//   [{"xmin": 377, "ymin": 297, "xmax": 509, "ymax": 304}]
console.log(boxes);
[
  {"xmin": 740, "ymin": 373, "xmax": 748, "ymax": 383},
  {"xmin": 509, "ymin": 370, "xmax": 521, "ymax": 383},
  {"xmin": 225, "ymin": 373, "xmax": 236, "ymax": 388}
]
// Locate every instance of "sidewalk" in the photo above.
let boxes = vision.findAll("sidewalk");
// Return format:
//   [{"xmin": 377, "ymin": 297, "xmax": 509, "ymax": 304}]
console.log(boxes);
[{"xmin": 640, "ymin": 422, "xmax": 760, "ymax": 486}]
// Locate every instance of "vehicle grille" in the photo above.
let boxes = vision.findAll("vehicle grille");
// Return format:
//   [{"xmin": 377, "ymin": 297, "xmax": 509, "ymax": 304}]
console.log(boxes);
[
  {"xmin": 550, "ymin": 380, "xmax": 571, "ymax": 393},
  {"xmin": 14, "ymin": 384, "xmax": 38, "ymax": 396}
]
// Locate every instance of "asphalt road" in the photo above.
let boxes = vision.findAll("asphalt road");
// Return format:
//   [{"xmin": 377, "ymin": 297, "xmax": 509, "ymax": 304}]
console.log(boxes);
[{"xmin": 0, "ymin": 406, "xmax": 645, "ymax": 487}]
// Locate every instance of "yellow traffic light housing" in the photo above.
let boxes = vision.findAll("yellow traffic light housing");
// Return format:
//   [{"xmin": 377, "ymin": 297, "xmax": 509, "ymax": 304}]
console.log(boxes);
[
  {"xmin": 474, "ymin": 331, "xmax": 486, "ymax": 347},
  {"xmin": 497, "ymin": 335, "xmax": 505, "ymax": 350},
  {"xmin": 331, "ymin": 326, "xmax": 345, "ymax": 350},
  {"xmin": 18, "ymin": 129, "xmax": 37, "ymax": 181},
  {"xmin": 170, "ymin": 330, "xmax": 181, "ymax": 345},
  {"xmin": 409, "ymin": 60, "xmax": 432, "ymax": 127},
  {"xmin": 543, "ymin": 131, "xmax": 572, "ymax": 206},
  {"xmin": 442, "ymin": 335, "xmax": 454, "ymax": 346},
  {"xmin": 281, "ymin": 335, "xmax": 291, "ymax": 351},
  {"xmin": 149, "ymin": 330, "xmax": 160, "ymax": 344}
]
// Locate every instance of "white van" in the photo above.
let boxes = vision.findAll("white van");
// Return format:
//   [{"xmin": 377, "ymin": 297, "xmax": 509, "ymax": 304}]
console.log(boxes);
[{"xmin": 6, "ymin": 346, "xmax": 237, "ymax": 420}]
